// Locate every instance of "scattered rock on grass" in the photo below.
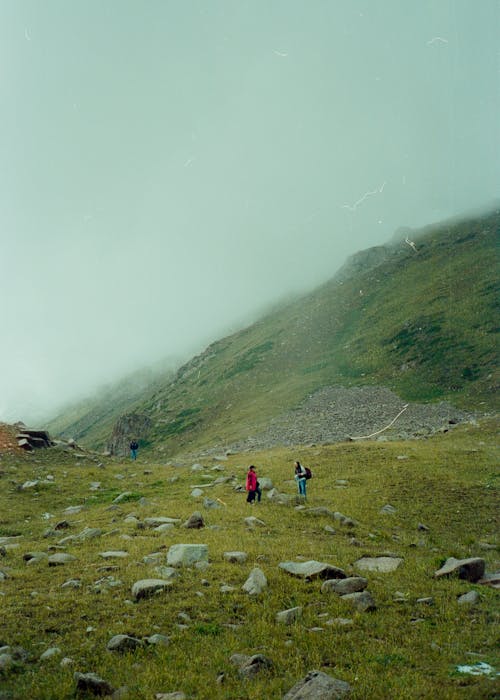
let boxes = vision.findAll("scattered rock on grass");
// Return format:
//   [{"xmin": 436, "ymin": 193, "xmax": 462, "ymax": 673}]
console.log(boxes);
[
  {"xmin": 434, "ymin": 557, "xmax": 485, "ymax": 582},
  {"xmin": 107, "ymin": 635, "xmax": 143, "ymax": 652},
  {"xmin": 279, "ymin": 561, "xmax": 346, "ymax": 581},
  {"xmin": 282, "ymin": 670, "xmax": 351, "ymax": 699},
  {"xmin": 276, "ymin": 607, "xmax": 302, "ymax": 624},
  {"xmin": 182, "ymin": 512, "xmax": 204, "ymax": 529},
  {"xmin": 74, "ymin": 671, "xmax": 115, "ymax": 696},
  {"xmin": 166, "ymin": 544, "xmax": 208, "ymax": 567},
  {"xmin": 242, "ymin": 567, "xmax": 267, "ymax": 595},
  {"xmin": 354, "ymin": 556, "xmax": 403, "ymax": 573},
  {"xmin": 223, "ymin": 551, "xmax": 247, "ymax": 563},
  {"xmin": 230, "ymin": 653, "xmax": 273, "ymax": 678},
  {"xmin": 341, "ymin": 591, "xmax": 376, "ymax": 612},
  {"xmin": 457, "ymin": 590, "xmax": 480, "ymax": 605},
  {"xmin": 48, "ymin": 553, "xmax": 77, "ymax": 566},
  {"xmin": 132, "ymin": 579, "xmax": 173, "ymax": 601},
  {"xmin": 321, "ymin": 577, "xmax": 367, "ymax": 595}
]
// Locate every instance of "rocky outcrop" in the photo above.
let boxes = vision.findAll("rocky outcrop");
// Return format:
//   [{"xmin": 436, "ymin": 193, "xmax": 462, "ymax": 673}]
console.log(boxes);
[{"xmin": 107, "ymin": 413, "xmax": 152, "ymax": 456}]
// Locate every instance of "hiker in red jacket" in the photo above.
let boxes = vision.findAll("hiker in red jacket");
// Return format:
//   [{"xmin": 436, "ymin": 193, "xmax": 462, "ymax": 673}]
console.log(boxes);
[{"xmin": 246, "ymin": 465, "xmax": 261, "ymax": 504}]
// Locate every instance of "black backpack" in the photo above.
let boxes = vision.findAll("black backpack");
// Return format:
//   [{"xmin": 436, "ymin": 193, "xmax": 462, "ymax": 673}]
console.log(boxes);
[{"xmin": 304, "ymin": 466, "xmax": 312, "ymax": 480}]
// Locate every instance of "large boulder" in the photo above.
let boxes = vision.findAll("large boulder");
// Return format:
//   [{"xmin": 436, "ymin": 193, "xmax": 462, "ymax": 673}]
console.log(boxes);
[
  {"xmin": 166, "ymin": 544, "xmax": 208, "ymax": 567},
  {"xmin": 434, "ymin": 557, "xmax": 485, "ymax": 583}
]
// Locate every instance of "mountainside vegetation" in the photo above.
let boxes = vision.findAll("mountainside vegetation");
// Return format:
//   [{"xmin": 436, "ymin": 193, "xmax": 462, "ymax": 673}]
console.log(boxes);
[{"xmin": 48, "ymin": 210, "xmax": 499, "ymax": 457}]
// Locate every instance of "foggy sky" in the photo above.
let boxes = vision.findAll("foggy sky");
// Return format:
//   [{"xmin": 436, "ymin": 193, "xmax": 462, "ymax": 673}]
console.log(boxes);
[{"xmin": 1, "ymin": 0, "xmax": 499, "ymax": 423}]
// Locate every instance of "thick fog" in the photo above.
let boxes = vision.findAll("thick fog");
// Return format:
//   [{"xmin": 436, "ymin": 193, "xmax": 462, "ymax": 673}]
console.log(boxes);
[{"xmin": 1, "ymin": 1, "xmax": 498, "ymax": 423}]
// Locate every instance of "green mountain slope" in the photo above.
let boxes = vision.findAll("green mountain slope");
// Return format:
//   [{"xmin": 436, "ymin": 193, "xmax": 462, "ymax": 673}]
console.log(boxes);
[{"xmin": 51, "ymin": 210, "xmax": 499, "ymax": 455}]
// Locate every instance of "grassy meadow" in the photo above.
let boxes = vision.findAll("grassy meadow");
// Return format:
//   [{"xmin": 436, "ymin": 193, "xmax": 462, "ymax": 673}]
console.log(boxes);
[{"xmin": 0, "ymin": 420, "xmax": 498, "ymax": 699}]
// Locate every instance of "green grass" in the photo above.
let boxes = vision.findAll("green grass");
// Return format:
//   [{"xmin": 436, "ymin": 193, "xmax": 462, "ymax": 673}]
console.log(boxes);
[{"xmin": 0, "ymin": 420, "xmax": 498, "ymax": 698}]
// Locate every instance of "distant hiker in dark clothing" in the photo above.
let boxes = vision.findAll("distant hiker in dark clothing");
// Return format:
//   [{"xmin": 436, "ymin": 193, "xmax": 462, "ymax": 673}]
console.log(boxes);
[
  {"xmin": 246, "ymin": 465, "xmax": 261, "ymax": 503},
  {"xmin": 130, "ymin": 440, "xmax": 139, "ymax": 460},
  {"xmin": 294, "ymin": 460, "xmax": 307, "ymax": 497}
]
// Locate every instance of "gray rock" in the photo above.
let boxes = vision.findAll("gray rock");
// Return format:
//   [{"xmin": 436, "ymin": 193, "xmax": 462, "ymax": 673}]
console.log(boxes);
[
  {"xmin": 167, "ymin": 544, "xmax": 208, "ymax": 566},
  {"xmin": 154, "ymin": 523, "xmax": 175, "ymax": 533},
  {"xmin": 242, "ymin": 567, "xmax": 268, "ymax": 595},
  {"xmin": 74, "ymin": 671, "xmax": 115, "ymax": 696},
  {"xmin": 40, "ymin": 647, "xmax": 62, "ymax": 661},
  {"xmin": 258, "ymin": 477, "xmax": 273, "ymax": 490},
  {"xmin": 434, "ymin": 557, "xmax": 485, "ymax": 583},
  {"xmin": 146, "ymin": 634, "xmax": 170, "ymax": 647},
  {"xmin": 203, "ymin": 497, "xmax": 221, "ymax": 509},
  {"xmin": 457, "ymin": 590, "xmax": 480, "ymax": 605},
  {"xmin": 267, "ymin": 488, "xmax": 294, "ymax": 505},
  {"xmin": 244, "ymin": 516, "xmax": 266, "ymax": 528},
  {"xmin": 144, "ymin": 517, "xmax": 181, "ymax": 528},
  {"xmin": 341, "ymin": 591, "xmax": 376, "ymax": 612},
  {"xmin": 131, "ymin": 579, "xmax": 173, "ymax": 601},
  {"xmin": 143, "ymin": 552, "xmax": 163, "ymax": 565},
  {"xmin": 76, "ymin": 527, "xmax": 102, "ymax": 541},
  {"xmin": 283, "ymin": 670, "xmax": 351, "ymax": 699},
  {"xmin": 61, "ymin": 579, "xmax": 82, "ymax": 589},
  {"xmin": 64, "ymin": 506, "xmax": 83, "ymax": 515},
  {"xmin": 23, "ymin": 551, "xmax": 48, "ymax": 564},
  {"xmin": 276, "ymin": 606, "xmax": 302, "ymax": 624},
  {"xmin": 190, "ymin": 488, "xmax": 204, "ymax": 498},
  {"xmin": 333, "ymin": 512, "xmax": 357, "ymax": 527},
  {"xmin": 99, "ymin": 551, "xmax": 128, "ymax": 559},
  {"xmin": 230, "ymin": 653, "xmax": 273, "ymax": 678},
  {"xmin": 153, "ymin": 566, "xmax": 179, "ymax": 580},
  {"xmin": 321, "ymin": 577, "xmax": 368, "ymax": 595},
  {"xmin": 279, "ymin": 561, "xmax": 346, "ymax": 581},
  {"xmin": 182, "ymin": 512, "xmax": 204, "ymax": 529},
  {"xmin": 380, "ymin": 504, "xmax": 397, "ymax": 515},
  {"xmin": 113, "ymin": 492, "xmax": 133, "ymax": 504},
  {"xmin": 107, "ymin": 635, "xmax": 143, "ymax": 652},
  {"xmin": 155, "ymin": 692, "xmax": 186, "ymax": 700},
  {"xmin": 477, "ymin": 571, "xmax": 500, "ymax": 589},
  {"xmin": 354, "ymin": 556, "xmax": 403, "ymax": 573},
  {"xmin": 48, "ymin": 553, "xmax": 77, "ymax": 566},
  {"xmin": 223, "ymin": 551, "xmax": 248, "ymax": 563}
]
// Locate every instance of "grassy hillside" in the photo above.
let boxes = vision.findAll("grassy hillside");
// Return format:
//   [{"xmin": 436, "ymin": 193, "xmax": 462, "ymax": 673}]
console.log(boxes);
[
  {"xmin": 50, "ymin": 210, "xmax": 498, "ymax": 457},
  {"xmin": 0, "ymin": 421, "xmax": 498, "ymax": 698},
  {"xmin": 135, "ymin": 210, "xmax": 499, "ymax": 456}
]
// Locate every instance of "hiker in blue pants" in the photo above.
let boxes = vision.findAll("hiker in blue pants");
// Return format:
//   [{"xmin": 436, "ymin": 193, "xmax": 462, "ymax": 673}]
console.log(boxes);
[
  {"xmin": 129, "ymin": 440, "xmax": 139, "ymax": 460},
  {"xmin": 294, "ymin": 460, "xmax": 307, "ymax": 497}
]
